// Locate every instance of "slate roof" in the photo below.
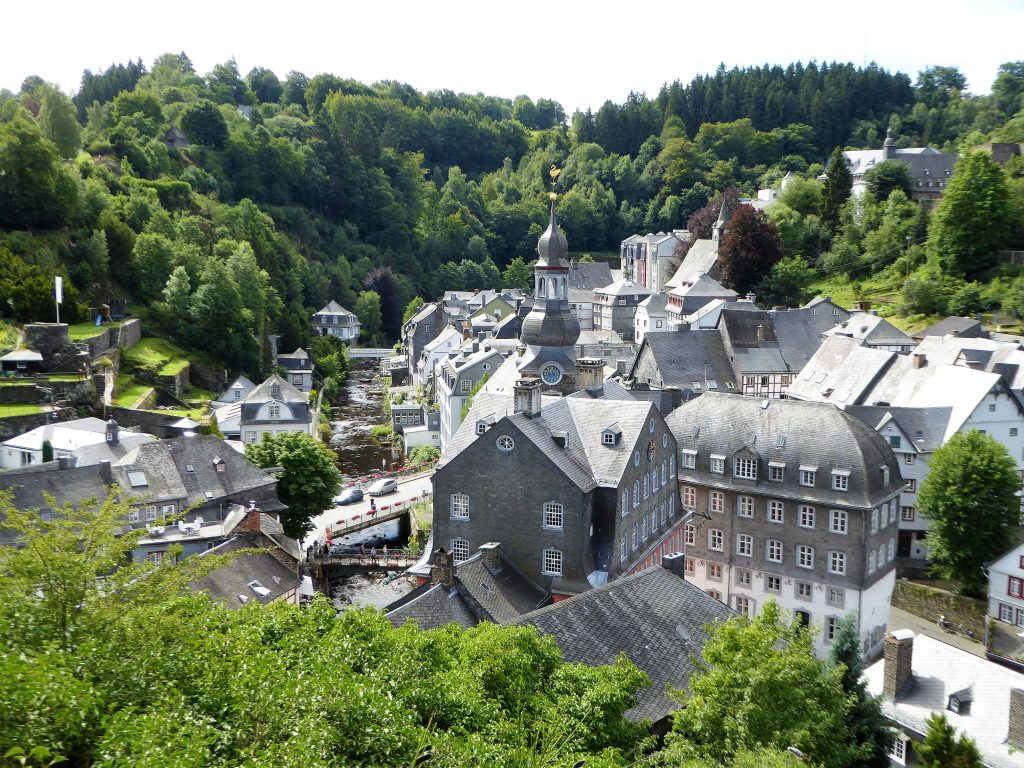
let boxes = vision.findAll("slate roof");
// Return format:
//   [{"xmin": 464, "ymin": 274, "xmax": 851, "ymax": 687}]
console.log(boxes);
[
  {"xmin": 666, "ymin": 392, "xmax": 905, "ymax": 507},
  {"xmin": 567, "ymin": 261, "xmax": 615, "ymax": 303},
  {"xmin": 1, "ymin": 417, "xmax": 154, "ymax": 458},
  {"xmin": 217, "ymin": 375, "xmax": 256, "ymax": 403},
  {"xmin": 456, "ymin": 551, "xmax": 550, "ymax": 623},
  {"xmin": 191, "ymin": 534, "xmax": 300, "ymax": 608},
  {"xmin": 720, "ymin": 305, "xmax": 851, "ymax": 373},
  {"xmin": 823, "ymin": 312, "xmax": 914, "ymax": 348},
  {"xmin": 514, "ymin": 566, "xmax": 735, "ymax": 723},
  {"xmin": 243, "ymin": 373, "xmax": 306, "ymax": 405},
  {"xmin": 627, "ymin": 330, "xmax": 737, "ymax": 393},
  {"xmin": 864, "ymin": 633, "xmax": 1024, "ymax": 768},
  {"xmin": 385, "ymin": 582, "xmax": 478, "ymax": 629},
  {"xmin": 638, "ymin": 292, "xmax": 669, "ymax": 316},
  {"xmin": 314, "ymin": 300, "xmax": 355, "ymax": 317},
  {"xmin": 844, "ymin": 406, "xmax": 953, "ymax": 453},
  {"xmin": 912, "ymin": 316, "xmax": 986, "ymax": 340},
  {"xmin": 594, "ymin": 278, "xmax": 652, "ymax": 298},
  {"xmin": 665, "ymin": 239, "xmax": 718, "ymax": 288},
  {"xmin": 787, "ymin": 337, "xmax": 897, "ymax": 405}
]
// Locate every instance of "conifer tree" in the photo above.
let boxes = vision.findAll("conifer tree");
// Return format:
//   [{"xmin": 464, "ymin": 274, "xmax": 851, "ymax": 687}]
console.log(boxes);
[
  {"xmin": 821, "ymin": 146, "xmax": 852, "ymax": 233},
  {"xmin": 916, "ymin": 713, "xmax": 983, "ymax": 768}
]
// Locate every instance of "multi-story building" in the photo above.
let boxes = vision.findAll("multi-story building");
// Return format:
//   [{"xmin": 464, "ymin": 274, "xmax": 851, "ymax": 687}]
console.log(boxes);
[
  {"xmin": 593, "ymin": 279, "xmax": 651, "ymax": 342},
  {"xmin": 311, "ymin": 300, "xmax": 360, "ymax": 341},
  {"xmin": 432, "ymin": 377, "xmax": 682, "ymax": 597},
  {"xmin": 837, "ymin": 128, "xmax": 957, "ymax": 202},
  {"xmin": 988, "ymin": 540, "xmax": 1024, "ymax": 629},
  {"xmin": 567, "ymin": 261, "xmax": 615, "ymax": 331},
  {"xmin": 620, "ymin": 231, "xmax": 686, "ymax": 293},
  {"xmin": 666, "ymin": 392, "xmax": 904, "ymax": 656},
  {"xmin": 276, "ymin": 348, "xmax": 314, "ymax": 393},
  {"xmin": 238, "ymin": 374, "xmax": 314, "ymax": 444},
  {"xmin": 402, "ymin": 302, "xmax": 446, "ymax": 377},
  {"xmin": 436, "ymin": 342, "xmax": 508, "ymax": 450},
  {"xmin": 665, "ymin": 273, "xmax": 737, "ymax": 331}
]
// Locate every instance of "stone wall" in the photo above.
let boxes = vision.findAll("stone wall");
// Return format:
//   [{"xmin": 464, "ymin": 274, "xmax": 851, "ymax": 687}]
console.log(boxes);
[
  {"xmin": 106, "ymin": 406, "xmax": 176, "ymax": 438},
  {"xmin": 891, "ymin": 579, "xmax": 987, "ymax": 639},
  {"xmin": 79, "ymin": 329, "xmax": 112, "ymax": 358},
  {"xmin": 117, "ymin": 319, "xmax": 142, "ymax": 350},
  {"xmin": 156, "ymin": 367, "xmax": 189, "ymax": 399},
  {"xmin": 0, "ymin": 384, "xmax": 45, "ymax": 405},
  {"xmin": 0, "ymin": 412, "xmax": 52, "ymax": 440},
  {"xmin": 189, "ymin": 358, "xmax": 226, "ymax": 393},
  {"xmin": 24, "ymin": 324, "xmax": 70, "ymax": 357}
]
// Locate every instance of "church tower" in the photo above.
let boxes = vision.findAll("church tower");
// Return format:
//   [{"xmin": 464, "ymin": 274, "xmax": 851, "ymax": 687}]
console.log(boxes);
[{"xmin": 517, "ymin": 167, "xmax": 580, "ymax": 394}]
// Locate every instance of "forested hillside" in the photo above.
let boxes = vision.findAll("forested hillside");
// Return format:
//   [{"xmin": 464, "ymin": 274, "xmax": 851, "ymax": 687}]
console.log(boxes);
[{"xmin": 2, "ymin": 55, "xmax": 1024, "ymax": 377}]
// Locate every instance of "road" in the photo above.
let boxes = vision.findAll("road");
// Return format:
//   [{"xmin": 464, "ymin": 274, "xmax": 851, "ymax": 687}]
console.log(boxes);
[{"xmin": 303, "ymin": 472, "xmax": 434, "ymax": 550}]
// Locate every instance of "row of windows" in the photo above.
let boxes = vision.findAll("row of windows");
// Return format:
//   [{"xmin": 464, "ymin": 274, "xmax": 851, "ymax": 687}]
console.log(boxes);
[
  {"xmin": 867, "ymin": 539, "xmax": 897, "ymax": 573},
  {"xmin": 622, "ymin": 497, "xmax": 678, "ymax": 558},
  {"xmin": 870, "ymin": 502, "xmax": 899, "ymax": 533},
  {"xmin": 449, "ymin": 538, "xmax": 565, "ymax": 576},
  {"xmin": 127, "ymin": 503, "xmax": 177, "ymax": 523},
  {"xmin": 686, "ymin": 523, "xmax": 849, "ymax": 574},
  {"xmin": 451, "ymin": 495, "xmax": 564, "ymax": 530},
  {"xmin": 625, "ymin": 457, "xmax": 676, "ymax": 513},
  {"xmin": 686, "ymin": 454, "xmax": 851, "ymax": 490},
  {"xmin": 681, "ymin": 488, "xmax": 852, "ymax": 533},
  {"xmin": 696, "ymin": 563, "xmax": 848, "ymax": 608}
]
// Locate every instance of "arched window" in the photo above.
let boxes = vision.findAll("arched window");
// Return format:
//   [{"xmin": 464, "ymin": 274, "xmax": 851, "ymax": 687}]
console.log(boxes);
[
  {"xmin": 661, "ymin": 460, "xmax": 667, "ymax": 485},
  {"xmin": 621, "ymin": 490, "xmax": 628, "ymax": 517},
  {"xmin": 633, "ymin": 480, "xmax": 640, "ymax": 507}
]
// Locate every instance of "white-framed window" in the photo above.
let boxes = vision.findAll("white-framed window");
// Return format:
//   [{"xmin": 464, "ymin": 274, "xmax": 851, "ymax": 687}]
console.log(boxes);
[
  {"xmin": 768, "ymin": 500, "xmax": 784, "ymax": 524},
  {"xmin": 684, "ymin": 557, "xmax": 695, "ymax": 575},
  {"xmin": 871, "ymin": 509, "xmax": 879, "ymax": 534},
  {"xmin": 830, "ymin": 509, "xmax": 848, "ymax": 534},
  {"xmin": 707, "ymin": 562, "xmax": 723, "ymax": 580},
  {"xmin": 476, "ymin": 422, "xmax": 488, "ymax": 435},
  {"xmin": 832, "ymin": 471, "xmax": 849, "ymax": 491},
  {"xmin": 797, "ymin": 544, "xmax": 814, "ymax": 569},
  {"xmin": 888, "ymin": 537, "xmax": 895, "ymax": 561},
  {"xmin": 670, "ymin": 454, "xmax": 676, "ymax": 477},
  {"xmin": 708, "ymin": 529, "xmax": 724, "ymax": 551},
  {"xmin": 890, "ymin": 735, "xmax": 908, "ymax": 765},
  {"xmin": 542, "ymin": 548, "xmax": 563, "ymax": 576},
  {"xmin": 660, "ymin": 501, "xmax": 667, "ymax": 525},
  {"xmin": 707, "ymin": 589, "xmax": 722, "ymax": 601},
  {"xmin": 682, "ymin": 485, "xmax": 696, "ymax": 508},
  {"xmin": 461, "ymin": 380, "xmax": 472, "ymax": 392},
  {"xmin": 543, "ymin": 501, "xmax": 563, "ymax": 529},
  {"xmin": 621, "ymin": 490, "xmax": 628, "ymax": 517},
  {"xmin": 735, "ymin": 596, "xmax": 753, "ymax": 616},
  {"xmin": 736, "ymin": 568, "xmax": 752, "ymax": 586},
  {"xmin": 496, "ymin": 435, "xmax": 515, "ymax": 452},
  {"xmin": 633, "ymin": 480, "xmax": 640, "ymax": 507},
  {"xmin": 827, "ymin": 587, "xmax": 845, "ymax": 607},
  {"xmin": 768, "ymin": 462, "xmax": 785, "ymax": 482},
  {"xmin": 270, "ymin": 384, "xmax": 279, "ymax": 397},
  {"xmin": 734, "ymin": 457, "xmax": 758, "ymax": 479},
  {"xmin": 643, "ymin": 475, "xmax": 650, "ymax": 499},
  {"xmin": 681, "ymin": 450, "xmax": 695, "ymax": 470},
  {"xmin": 451, "ymin": 538, "xmax": 469, "ymax": 563},
  {"xmin": 710, "ymin": 455, "xmax": 725, "ymax": 474},
  {"xmin": 661, "ymin": 460, "xmax": 667, "ymax": 485},
  {"xmin": 889, "ymin": 504, "xmax": 897, "ymax": 525},
  {"xmin": 651, "ymin": 468, "xmax": 658, "ymax": 490},
  {"xmin": 796, "ymin": 580, "xmax": 813, "ymax": 599},
  {"xmin": 145, "ymin": 506, "xmax": 157, "ymax": 521},
  {"xmin": 905, "ymin": 453, "xmax": 915, "ymax": 465},
  {"xmin": 602, "ymin": 431, "xmax": 615, "ymax": 445},
  {"xmin": 904, "ymin": 478, "xmax": 917, "ymax": 492},
  {"xmin": 244, "ymin": 431, "xmax": 257, "ymax": 444},
  {"xmin": 620, "ymin": 533, "xmax": 628, "ymax": 560},
  {"xmin": 710, "ymin": 491, "xmax": 724, "ymax": 514},
  {"xmin": 641, "ymin": 516, "xmax": 648, "ymax": 541},
  {"xmin": 829, "ymin": 551, "xmax": 847, "ymax": 575},
  {"xmin": 798, "ymin": 505, "xmax": 815, "ymax": 529},
  {"xmin": 147, "ymin": 551, "xmax": 165, "ymax": 564},
  {"xmin": 669, "ymin": 494, "xmax": 675, "ymax": 517},
  {"xmin": 737, "ymin": 533, "xmax": 753, "ymax": 557},
  {"xmin": 269, "ymin": 405, "xmax": 280, "ymax": 419},
  {"xmin": 632, "ymin": 522, "xmax": 639, "ymax": 550},
  {"xmin": 684, "ymin": 524, "xmax": 696, "ymax": 546},
  {"xmin": 766, "ymin": 574, "xmax": 781, "ymax": 593},
  {"xmin": 901, "ymin": 506, "xmax": 915, "ymax": 522},
  {"xmin": 766, "ymin": 539, "xmax": 783, "ymax": 562},
  {"xmin": 737, "ymin": 495, "xmax": 754, "ymax": 518},
  {"xmin": 800, "ymin": 467, "xmax": 817, "ymax": 486},
  {"xmin": 450, "ymin": 493, "xmax": 469, "ymax": 519},
  {"xmin": 825, "ymin": 616, "xmax": 839, "ymax": 643}
]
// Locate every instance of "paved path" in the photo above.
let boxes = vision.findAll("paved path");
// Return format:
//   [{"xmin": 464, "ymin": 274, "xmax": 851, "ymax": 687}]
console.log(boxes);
[{"xmin": 889, "ymin": 606, "xmax": 986, "ymax": 658}]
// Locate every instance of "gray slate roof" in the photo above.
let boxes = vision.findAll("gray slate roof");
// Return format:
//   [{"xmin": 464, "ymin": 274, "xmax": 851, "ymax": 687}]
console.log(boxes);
[
  {"xmin": 385, "ymin": 582, "xmax": 478, "ymax": 629},
  {"xmin": 844, "ymin": 405, "xmax": 953, "ymax": 453},
  {"xmin": 191, "ymin": 534, "xmax": 300, "ymax": 608},
  {"xmin": 456, "ymin": 551, "xmax": 550, "ymax": 623},
  {"xmin": 912, "ymin": 316, "xmax": 986, "ymax": 340},
  {"xmin": 594, "ymin": 278, "xmax": 652, "ymax": 298},
  {"xmin": 628, "ymin": 330, "xmax": 738, "ymax": 393},
  {"xmin": 567, "ymin": 262, "xmax": 615, "ymax": 303},
  {"xmin": 666, "ymin": 239, "xmax": 718, "ymax": 287},
  {"xmin": 515, "ymin": 566, "xmax": 735, "ymax": 723},
  {"xmin": 823, "ymin": 312, "xmax": 914, "ymax": 348}
]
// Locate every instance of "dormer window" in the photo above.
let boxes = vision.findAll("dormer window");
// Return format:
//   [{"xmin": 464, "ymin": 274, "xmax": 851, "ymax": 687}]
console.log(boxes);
[
  {"xmin": 270, "ymin": 384, "xmax": 279, "ymax": 397},
  {"xmin": 602, "ymin": 424, "xmax": 622, "ymax": 446},
  {"xmin": 799, "ymin": 466, "xmax": 817, "ymax": 487},
  {"xmin": 476, "ymin": 422, "xmax": 487, "ymax": 435},
  {"xmin": 734, "ymin": 457, "xmax": 758, "ymax": 480},
  {"xmin": 709, "ymin": 454, "xmax": 725, "ymax": 474},
  {"xmin": 832, "ymin": 469, "xmax": 850, "ymax": 491},
  {"xmin": 947, "ymin": 687, "xmax": 973, "ymax": 715}
]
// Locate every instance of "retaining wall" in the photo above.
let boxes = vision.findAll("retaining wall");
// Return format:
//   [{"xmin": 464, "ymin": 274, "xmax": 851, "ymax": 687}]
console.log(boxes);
[
  {"xmin": 117, "ymin": 319, "xmax": 141, "ymax": 349},
  {"xmin": 892, "ymin": 579, "xmax": 987, "ymax": 639}
]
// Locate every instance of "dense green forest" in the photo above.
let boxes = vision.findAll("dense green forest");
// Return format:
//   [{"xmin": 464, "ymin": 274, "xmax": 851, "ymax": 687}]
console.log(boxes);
[{"xmin": 2, "ymin": 55, "xmax": 1024, "ymax": 377}]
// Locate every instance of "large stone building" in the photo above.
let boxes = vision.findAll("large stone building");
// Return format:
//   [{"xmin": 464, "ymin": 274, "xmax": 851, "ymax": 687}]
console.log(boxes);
[
  {"xmin": 665, "ymin": 392, "xmax": 904, "ymax": 656},
  {"xmin": 839, "ymin": 129, "xmax": 957, "ymax": 202},
  {"xmin": 431, "ymin": 379, "xmax": 683, "ymax": 598}
]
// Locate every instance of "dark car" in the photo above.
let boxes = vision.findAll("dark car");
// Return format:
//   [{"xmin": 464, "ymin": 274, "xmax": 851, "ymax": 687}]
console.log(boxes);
[
  {"xmin": 328, "ymin": 543, "xmax": 362, "ymax": 556},
  {"xmin": 334, "ymin": 487, "xmax": 364, "ymax": 506}
]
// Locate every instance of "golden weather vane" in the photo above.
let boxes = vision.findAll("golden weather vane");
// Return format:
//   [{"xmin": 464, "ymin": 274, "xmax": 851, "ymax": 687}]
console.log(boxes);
[{"xmin": 548, "ymin": 163, "xmax": 561, "ymax": 201}]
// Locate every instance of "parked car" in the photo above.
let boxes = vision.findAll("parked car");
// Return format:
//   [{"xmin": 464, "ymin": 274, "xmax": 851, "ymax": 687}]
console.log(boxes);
[
  {"xmin": 334, "ymin": 487, "xmax": 364, "ymax": 506},
  {"xmin": 367, "ymin": 478, "xmax": 398, "ymax": 496},
  {"xmin": 329, "ymin": 543, "xmax": 361, "ymax": 556}
]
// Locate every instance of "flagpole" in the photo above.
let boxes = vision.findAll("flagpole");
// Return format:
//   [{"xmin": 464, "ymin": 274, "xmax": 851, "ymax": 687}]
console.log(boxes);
[{"xmin": 54, "ymin": 276, "xmax": 62, "ymax": 324}]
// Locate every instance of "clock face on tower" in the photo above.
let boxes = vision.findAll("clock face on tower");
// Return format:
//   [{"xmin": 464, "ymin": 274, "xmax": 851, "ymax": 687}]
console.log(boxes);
[{"xmin": 540, "ymin": 363, "xmax": 563, "ymax": 385}]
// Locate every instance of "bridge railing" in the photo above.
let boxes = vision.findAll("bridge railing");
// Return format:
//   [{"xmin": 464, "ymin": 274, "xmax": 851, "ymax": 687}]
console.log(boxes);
[
  {"xmin": 323, "ymin": 489, "xmax": 433, "ymax": 543},
  {"xmin": 339, "ymin": 459, "xmax": 437, "ymax": 490}
]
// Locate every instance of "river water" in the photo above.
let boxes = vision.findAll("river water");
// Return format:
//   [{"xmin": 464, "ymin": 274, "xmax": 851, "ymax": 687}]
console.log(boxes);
[{"xmin": 326, "ymin": 361, "xmax": 417, "ymax": 609}]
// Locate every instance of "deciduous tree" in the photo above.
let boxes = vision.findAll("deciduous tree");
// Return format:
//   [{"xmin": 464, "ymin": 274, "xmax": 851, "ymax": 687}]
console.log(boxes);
[{"xmin": 718, "ymin": 204, "xmax": 783, "ymax": 296}]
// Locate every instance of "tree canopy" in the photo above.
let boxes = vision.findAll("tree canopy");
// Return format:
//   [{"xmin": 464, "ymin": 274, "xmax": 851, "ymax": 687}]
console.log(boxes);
[{"xmin": 917, "ymin": 429, "xmax": 1020, "ymax": 595}]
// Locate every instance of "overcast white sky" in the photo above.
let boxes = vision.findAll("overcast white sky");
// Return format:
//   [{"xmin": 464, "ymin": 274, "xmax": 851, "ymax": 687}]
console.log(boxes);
[{"xmin": 4, "ymin": 0, "xmax": 1021, "ymax": 114}]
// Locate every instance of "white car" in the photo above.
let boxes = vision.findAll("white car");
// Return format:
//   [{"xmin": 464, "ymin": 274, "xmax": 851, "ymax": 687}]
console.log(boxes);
[{"xmin": 367, "ymin": 478, "xmax": 398, "ymax": 496}]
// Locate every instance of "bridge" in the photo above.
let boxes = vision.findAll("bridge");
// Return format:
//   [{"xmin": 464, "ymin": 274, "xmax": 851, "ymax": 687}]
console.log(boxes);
[
  {"xmin": 348, "ymin": 347, "xmax": 396, "ymax": 359},
  {"xmin": 321, "ymin": 490, "xmax": 432, "ymax": 543}
]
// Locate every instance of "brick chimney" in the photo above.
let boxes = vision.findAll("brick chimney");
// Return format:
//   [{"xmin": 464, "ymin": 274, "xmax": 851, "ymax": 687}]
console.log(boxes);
[
  {"xmin": 577, "ymin": 357, "xmax": 605, "ymax": 392},
  {"xmin": 236, "ymin": 501, "xmax": 262, "ymax": 533},
  {"xmin": 883, "ymin": 629, "xmax": 915, "ymax": 699},
  {"xmin": 1009, "ymin": 688, "xmax": 1024, "ymax": 748},
  {"xmin": 478, "ymin": 542, "xmax": 501, "ymax": 570},
  {"xmin": 431, "ymin": 547, "xmax": 456, "ymax": 588},
  {"xmin": 513, "ymin": 377, "xmax": 542, "ymax": 419},
  {"xmin": 912, "ymin": 352, "xmax": 926, "ymax": 369}
]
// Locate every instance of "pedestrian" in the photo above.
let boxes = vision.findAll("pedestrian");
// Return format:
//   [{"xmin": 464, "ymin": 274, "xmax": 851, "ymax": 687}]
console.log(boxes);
[
  {"xmin": 383, "ymin": 545, "xmax": 388, "ymax": 559},
  {"xmin": 370, "ymin": 546, "xmax": 377, "ymax": 561}
]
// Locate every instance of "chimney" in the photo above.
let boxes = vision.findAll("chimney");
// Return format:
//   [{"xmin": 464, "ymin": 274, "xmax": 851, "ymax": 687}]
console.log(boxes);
[
  {"xmin": 883, "ymin": 629, "xmax": 915, "ymax": 700},
  {"xmin": 105, "ymin": 418, "xmax": 120, "ymax": 446},
  {"xmin": 1009, "ymin": 689, "xmax": 1024, "ymax": 748},
  {"xmin": 746, "ymin": 292, "xmax": 756, "ymax": 303},
  {"xmin": 430, "ymin": 547, "xmax": 456, "ymax": 588},
  {"xmin": 478, "ymin": 542, "xmax": 501, "ymax": 570},
  {"xmin": 513, "ymin": 377, "xmax": 542, "ymax": 419},
  {"xmin": 756, "ymin": 324, "xmax": 765, "ymax": 342},
  {"xmin": 472, "ymin": 340, "xmax": 479, "ymax": 354},
  {"xmin": 662, "ymin": 552, "xmax": 687, "ymax": 579},
  {"xmin": 99, "ymin": 459, "xmax": 112, "ymax": 484},
  {"xmin": 912, "ymin": 352, "xmax": 926, "ymax": 369},
  {"xmin": 237, "ymin": 502, "xmax": 262, "ymax": 533},
  {"xmin": 577, "ymin": 357, "xmax": 605, "ymax": 391}
]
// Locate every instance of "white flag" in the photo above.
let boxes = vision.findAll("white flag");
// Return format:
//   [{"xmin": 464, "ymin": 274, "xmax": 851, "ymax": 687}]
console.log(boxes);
[{"xmin": 54, "ymin": 276, "xmax": 63, "ymax": 305}]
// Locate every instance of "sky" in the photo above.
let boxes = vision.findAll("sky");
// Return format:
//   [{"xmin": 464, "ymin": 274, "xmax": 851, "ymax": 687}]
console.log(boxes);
[{"xmin": 4, "ymin": 0, "xmax": 1022, "ymax": 114}]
